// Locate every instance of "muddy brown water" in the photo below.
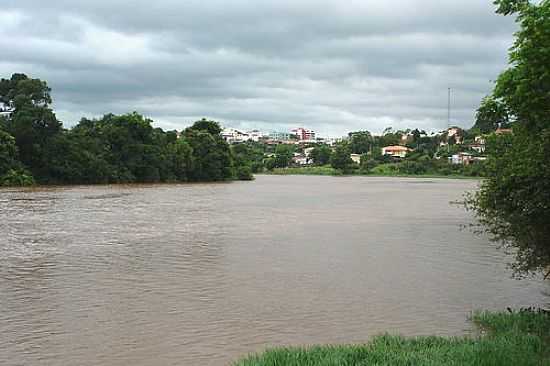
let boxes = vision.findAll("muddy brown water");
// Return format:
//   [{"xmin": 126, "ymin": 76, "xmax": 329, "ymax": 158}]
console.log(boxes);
[{"xmin": 0, "ymin": 175, "xmax": 548, "ymax": 365}]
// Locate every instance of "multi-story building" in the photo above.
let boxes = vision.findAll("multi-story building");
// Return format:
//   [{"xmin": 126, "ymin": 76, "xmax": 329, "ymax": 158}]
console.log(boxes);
[
  {"xmin": 291, "ymin": 127, "xmax": 316, "ymax": 141},
  {"xmin": 269, "ymin": 131, "xmax": 293, "ymax": 141}
]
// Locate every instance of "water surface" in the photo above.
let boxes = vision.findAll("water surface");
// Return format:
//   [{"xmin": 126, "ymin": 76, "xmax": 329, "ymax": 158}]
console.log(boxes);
[{"xmin": 0, "ymin": 176, "xmax": 548, "ymax": 365}]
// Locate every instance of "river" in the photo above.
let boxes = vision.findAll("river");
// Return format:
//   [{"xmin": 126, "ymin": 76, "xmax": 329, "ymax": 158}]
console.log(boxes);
[{"xmin": 0, "ymin": 175, "xmax": 548, "ymax": 365}]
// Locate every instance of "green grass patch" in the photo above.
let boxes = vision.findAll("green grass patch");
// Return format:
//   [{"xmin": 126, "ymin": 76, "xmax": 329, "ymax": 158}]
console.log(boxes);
[{"xmin": 234, "ymin": 310, "xmax": 550, "ymax": 366}]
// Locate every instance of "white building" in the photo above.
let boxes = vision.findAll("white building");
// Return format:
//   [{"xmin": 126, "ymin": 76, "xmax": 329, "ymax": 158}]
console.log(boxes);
[
  {"xmin": 303, "ymin": 147, "xmax": 315, "ymax": 158},
  {"xmin": 246, "ymin": 130, "xmax": 267, "ymax": 142},
  {"xmin": 469, "ymin": 136, "xmax": 486, "ymax": 153},
  {"xmin": 0, "ymin": 101, "xmax": 14, "ymax": 117},
  {"xmin": 450, "ymin": 152, "xmax": 474, "ymax": 165},
  {"xmin": 292, "ymin": 153, "xmax": 310, "ymax": 166},
  {"xmin": 221, "ymin": 128, "xmax": 250, "ymax": 144},
  {"xmin": 323, "ymin": 137, "xmax": 346, "ymax": 146},
  {"xmin": 350, "ymin": 154, "xmax": 361, "ymax": 164}
]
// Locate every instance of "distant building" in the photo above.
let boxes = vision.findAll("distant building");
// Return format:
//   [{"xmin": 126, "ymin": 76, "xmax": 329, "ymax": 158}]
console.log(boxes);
[
  {"xmin": 350, "ymin": 154, "xmax": 361, "ymax": 164},
  {"xmin": 382, "ymin": 145, "xmax": 412, "ymax": 158},
  {"xmin": 470, "ymin": 144, "xmax": 486, "ymax": 154},
  {"xmin": 469, "ymin": 136, "xmax": 486, "ymax": 153},
  {"xmin": 221, "ymin": 128, "xmax": 249, "ymax": 144},
  {"xmin": 450, "ymin": 152, "xmax": 474, "ymax": 165},
  {"xmin": 291, "ymin": 127, "xmax": 316, "ymax": 141},
  {"xmin": 303, "ymin": 147, "xmax": 315, "ymax": 157},
  {"xmin": 0, "ymin": 101, "xmax": 14, "ymax": 117},
  {"xmin": 321, "ymin": 137, "xmax": 345, "ymax": 146},
  {"xmin": 292, "ymin": 153, "xmax": 310, "ymax": 166},
  {"xmin": 475, "ymin": 135, "xmax": 486, "ymax": 144},
  {"xmin": 247, "ymin": 130, "xmax": 267, "ymax": 142},
  {"xmin": 495, "ymin": 128, "xmax": 513, "ymax": 135},
  {"xmin": 446, "ymin": 127, "xmax": 464, "ymax": 145},
  {"xmin": 269, "ymin": 131, "xmax": 293, "ymax": 141}
]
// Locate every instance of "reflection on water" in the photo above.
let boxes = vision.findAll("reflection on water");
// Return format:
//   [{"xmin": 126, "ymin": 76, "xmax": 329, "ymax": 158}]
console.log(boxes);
[{"xmin": 0, "ymin": 176, "xmax": 548, "ymax": 366}]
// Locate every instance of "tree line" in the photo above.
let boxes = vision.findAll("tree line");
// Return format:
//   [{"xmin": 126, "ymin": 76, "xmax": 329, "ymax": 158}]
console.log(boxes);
[{"xmin": 0, "ymin": 74, "xmax": 253, "ymax": 186}]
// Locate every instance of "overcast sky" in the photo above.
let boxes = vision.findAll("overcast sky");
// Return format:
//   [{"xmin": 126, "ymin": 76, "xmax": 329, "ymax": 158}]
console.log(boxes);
[{"xmin": 1, "ymin": 1, "xmax": 516, "ymax": 136}]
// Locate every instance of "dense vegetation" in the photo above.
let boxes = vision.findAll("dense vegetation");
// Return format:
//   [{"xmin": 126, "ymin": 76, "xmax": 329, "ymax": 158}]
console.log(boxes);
[
  {"xmin": 468, "ymin": 0, "xmax": 550, "ymax": 278},
  {"xmin": 0, "ymin": 74, "xmax": 252, "ymax": 185},
  {"xmin": 234, "ymin": 309, "xmax": 550, "ymax": 366}
]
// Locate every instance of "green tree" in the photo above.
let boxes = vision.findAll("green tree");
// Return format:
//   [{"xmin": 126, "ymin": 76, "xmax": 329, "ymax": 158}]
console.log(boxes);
[
  {"xmin": 348, "ymin": 131, "xmax": 373, "ymax": 154},
  {"xmin": 1, "ymin": 74, "xmax": 62, "ymax": 181},
  {"xmin": 188, "ymin": 118, "xmax": 223, "ymax": 135},
  {"xmin": 0, "ymin": 130, "xmax": 20, "ymax": 175},
  {"xmin": 359, "ymin": 154, "xmax": 378, "ymax": 173},
  {"xmin": 185, "ymin": 121, "xmax": 234, "ymax": 181},
  {"xmin": 469, "ymin": 0, "xmax": 550, "ymax": 277},
  {"xmin": 232, "ymin": 142, "xmax": 265, "ymax": 173},
  {"xmin": 236, "ymin": 165, "xmax": 253, "ymax": 180},
  {"xmin": 330, "ymin": 142, "xmax": 354, "ymax": 172},
  {"xmin": 309, "ymin": 145, "xmax": 332, "ymax": 165},
  {"xmin": 474, "ymin": 96, "xmax": 510, "ymax": 133},
  {"xmin": 166, "ymin": 139, "xmax": 193, "ymax": 181},
  {"xmin": 376, "ymin": 128, "xmax": 401, "ymax": 148},
  {"xmin": 273, "ymin": 144, "xmax": 294, "ymax": 168}
]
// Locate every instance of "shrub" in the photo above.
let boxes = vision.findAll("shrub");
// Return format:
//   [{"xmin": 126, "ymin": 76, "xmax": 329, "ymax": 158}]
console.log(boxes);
[{"xmin": 1, "ymin": 168, "xmax": 35, "ymax": 186}]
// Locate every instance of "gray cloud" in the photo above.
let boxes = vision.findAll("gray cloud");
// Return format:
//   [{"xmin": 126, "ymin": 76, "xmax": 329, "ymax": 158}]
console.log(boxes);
[{"xmin": 0, "ymin": 0, "xmax": 516, "ymax": 135}]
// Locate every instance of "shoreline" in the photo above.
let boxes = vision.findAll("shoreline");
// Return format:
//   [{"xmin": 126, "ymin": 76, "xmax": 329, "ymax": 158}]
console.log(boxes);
[
  {"xmin": 0, "ymin": 174, "xmax": 481, "ymax": 189},
  {"xmin": 233, "ymin": 310, "xmax": 549, "ymax": 365},
  {"xmin": 260, "ymin": 170, "xmax": 482, "ymax": 180}
]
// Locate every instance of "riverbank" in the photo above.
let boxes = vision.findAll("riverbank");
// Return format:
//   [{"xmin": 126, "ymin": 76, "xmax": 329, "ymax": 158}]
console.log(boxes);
[
  {"xmin": 264, "ymin": 166, "xmax": 481, "ymax": 179},
  {"xmin": 234, "ymin": 310, "xmax": 550, "ymax": 365}
]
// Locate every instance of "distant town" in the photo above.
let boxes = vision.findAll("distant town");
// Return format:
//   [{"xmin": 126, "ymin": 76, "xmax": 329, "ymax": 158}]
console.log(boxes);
[{"xmin": 217, "ymin": 124, "xmax": 511, "ymax": 170}]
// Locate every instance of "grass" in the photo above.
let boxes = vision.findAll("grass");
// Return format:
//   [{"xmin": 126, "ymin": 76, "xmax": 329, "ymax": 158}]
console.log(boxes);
[{"xmin": 233, "ymin": 310, "xmax": 550, "ymax": 366}]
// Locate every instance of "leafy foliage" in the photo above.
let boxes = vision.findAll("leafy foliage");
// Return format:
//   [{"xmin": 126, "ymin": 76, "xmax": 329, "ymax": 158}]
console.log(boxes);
[
  {"xmin": 0, "ymin": 74, "xmax": 249, "ymax": 185},
  {"xmin": 309, "ymin": 145, "xmax": 332, "ymax": 165},
  {"xmin": 232, "ymin": 142, "xmax": 265, "ymax": 173},
  {"xmin": 469, "ymin": 0, "xmax": 550, "ymax": 277},
  {"xmin": 473, "ymin": 96, "xmax": 510, "ymax": 133},
  {"xmin": 330, "ymin": 142, "xmax": 354, "ymax": 172},
  {"xmin": 1, "ymin": 168, "xmax": 35, "ymax": 187},
  {"xmin": 267, "ymin": 144, "xmax": 294, "ymax": 169},
  {"xmin": 348, "ymin": 130, "xmax": 373, "ymax": 154},
  {"xmin": 0, "ymin": 130, "xmax": 19, "ymax": 176}
]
